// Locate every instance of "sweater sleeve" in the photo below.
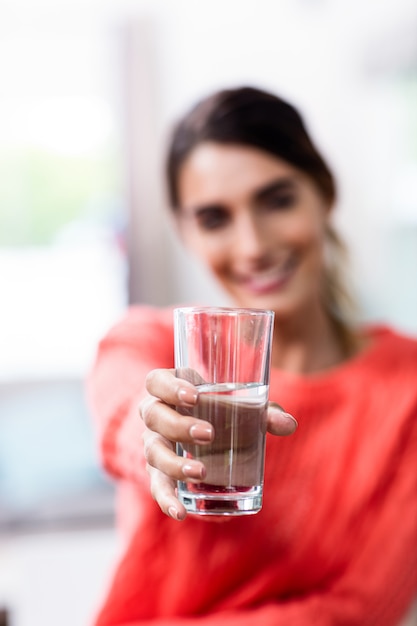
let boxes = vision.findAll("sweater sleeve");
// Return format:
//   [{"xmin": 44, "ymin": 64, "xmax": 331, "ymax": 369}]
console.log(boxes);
[
  {"xmin": 87, "ymin": 307, "xmax": 174, "ymax": 486},
  {"xmin": 95, "ymin": 407, "xmax": 417, "ymax": 626}
]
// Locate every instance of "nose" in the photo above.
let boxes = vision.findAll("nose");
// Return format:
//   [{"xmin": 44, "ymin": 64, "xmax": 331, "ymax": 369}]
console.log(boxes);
[{"xmin": 232, "ymin": 212, "xmax": 271, "ymax": 265}]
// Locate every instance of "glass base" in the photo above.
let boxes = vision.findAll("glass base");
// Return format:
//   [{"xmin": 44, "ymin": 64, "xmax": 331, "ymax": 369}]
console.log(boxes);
[{"xmin": 178, "ymin": 486, "xmax": 263, "ymax": 516}]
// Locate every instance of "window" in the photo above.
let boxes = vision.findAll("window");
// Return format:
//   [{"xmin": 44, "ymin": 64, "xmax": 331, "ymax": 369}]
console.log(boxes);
[{"xmin": 0, "ymin": 19, "xmax": 126, "ymax": 530}]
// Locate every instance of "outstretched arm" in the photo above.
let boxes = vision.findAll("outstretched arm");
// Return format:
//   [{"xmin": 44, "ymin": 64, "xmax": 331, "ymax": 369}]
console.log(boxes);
[{"xmin": 87, "ymin": 309, "xmax": 296, "ymax": 500}]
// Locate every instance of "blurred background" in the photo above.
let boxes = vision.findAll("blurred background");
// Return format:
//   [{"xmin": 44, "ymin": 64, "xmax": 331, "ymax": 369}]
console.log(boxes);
[{"xmin": 0, "ymin": 0, "xmax": 416, "ymax": 624}]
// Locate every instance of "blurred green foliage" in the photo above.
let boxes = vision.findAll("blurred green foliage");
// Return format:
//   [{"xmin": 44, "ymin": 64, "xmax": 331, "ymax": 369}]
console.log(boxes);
[{"xmin": 0, "ymin": 146, "xmax": 121, "ymax": 246}]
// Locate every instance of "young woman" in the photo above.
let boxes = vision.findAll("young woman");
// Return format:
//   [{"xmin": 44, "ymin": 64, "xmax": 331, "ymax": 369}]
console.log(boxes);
[{"xmin": 88, "ymin": 86, "xmax": 417, "ymax": 625}]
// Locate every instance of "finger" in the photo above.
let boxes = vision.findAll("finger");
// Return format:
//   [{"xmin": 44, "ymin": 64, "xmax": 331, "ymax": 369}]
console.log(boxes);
[
  {"xmin": 143, "ymin": 430, "xmax": 206, "ymax": 482},
  {"xmin": 145, "ymin": 369, "xmax": 199, "ymax": 407},
  {"xmin": 267, "ymin": 403, "xmax": 298, "ymax": 436},
  {"xmin": 147, "ymin": 464, "xmax": 187, "ymax": 521},
  {"xmin": 140, "ymin": 396, "xmax": 214, "ymax": 445}
]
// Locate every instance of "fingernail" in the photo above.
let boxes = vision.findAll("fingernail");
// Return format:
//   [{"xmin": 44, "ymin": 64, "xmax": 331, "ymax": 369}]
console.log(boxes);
[
  {"xmin": 168, "ymin": 506, "xmax": 186, "ymax": 521},
  {"xmin": 279, "ymin": 411, "xmax": 298, "ymax": 427},
  {"xmin": 190, "ymin": 423, "xmax": 213, "ymax": 444},
  {"xmin": 168, "ymin": 506, "xmax": 180, "ymax": 520},
  {"xmin": 178, "ymin": 387, "xmax": 198, "ymax": 406},
  {"xmin": 283, "ymin": 413, "xmax": 298, "ymax": 427},
  {"xmin": 269, "ymin": 407, "xmax": 298, "ymax": 430},
  {"xmin": 183, "ymin": 463, "xmax": 206, "ymax": 479},
  {"xmin": 270, "ymin": 406, "xmax": 297, "ymax": 422}
]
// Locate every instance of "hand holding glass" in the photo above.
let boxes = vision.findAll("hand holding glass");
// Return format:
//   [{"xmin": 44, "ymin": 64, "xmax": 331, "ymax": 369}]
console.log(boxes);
[{"xmin": 174, "ymin": 307, "xmax": 274, "ymax": 516}]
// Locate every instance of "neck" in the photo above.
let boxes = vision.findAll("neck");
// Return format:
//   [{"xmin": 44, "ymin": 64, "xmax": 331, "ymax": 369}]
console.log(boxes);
[{"xmin": 271, "ymin": 302, "xmax": 348, "ymax": 374}]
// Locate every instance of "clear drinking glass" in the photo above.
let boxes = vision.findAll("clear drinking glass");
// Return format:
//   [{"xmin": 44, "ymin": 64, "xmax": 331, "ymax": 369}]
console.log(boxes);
[{"xmin": 174, "ymin": 306, "xmax": 274, "ymax": 516}]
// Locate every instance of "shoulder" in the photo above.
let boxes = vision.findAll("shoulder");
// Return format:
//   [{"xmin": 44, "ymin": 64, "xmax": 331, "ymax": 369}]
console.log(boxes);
[
  {"xmin": 365, "ymin": 324, "xmax": 417, "ymax": 369},
  {"xmin": 360, "ymin": 325, "xmax": 417, "ymax": 415},
  {"xmin": 111, "ymin": 305, "xmax": 175, "ymax": 336},
  {"xmin": 99, "ymin": 305, "xmax": 176, "ymax": 354}
]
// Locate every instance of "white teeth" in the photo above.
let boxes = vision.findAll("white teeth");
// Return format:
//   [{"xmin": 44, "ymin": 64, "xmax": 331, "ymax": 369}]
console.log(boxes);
[
  {"xmin": 250, "ymin": 273, "xmax": 285, "ymax": 287},
  {"xmin": 245, "ymin": 260, "xmax": 294, "ymax": 284},
  {"xmin": 236, "ymin": 257, "xmax": 296, "ymax": 292}
]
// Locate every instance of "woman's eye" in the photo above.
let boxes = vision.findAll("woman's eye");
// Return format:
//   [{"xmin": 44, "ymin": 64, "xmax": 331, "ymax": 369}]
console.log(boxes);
[
  {"xmin": 265, "ymin": 194, "xmax": 295, "ymax": 210},
  {"xmin": 197, "ymin": 209, "xmax": 229, "ymax": 230}
]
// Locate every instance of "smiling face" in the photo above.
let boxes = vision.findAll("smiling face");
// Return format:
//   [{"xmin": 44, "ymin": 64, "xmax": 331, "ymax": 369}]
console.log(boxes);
[{"xmin": 176, "ymin": 142, "xmax": 332, "ymax": 321}]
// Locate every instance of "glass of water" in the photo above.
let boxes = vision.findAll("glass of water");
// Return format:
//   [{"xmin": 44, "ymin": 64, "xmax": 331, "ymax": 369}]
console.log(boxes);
[{"xmin": 174, "ymin": 306, "xmax": 274, "ymax": 516}]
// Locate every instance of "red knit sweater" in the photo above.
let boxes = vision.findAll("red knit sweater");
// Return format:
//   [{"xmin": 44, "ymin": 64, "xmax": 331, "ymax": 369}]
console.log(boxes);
[{"xmin": 87, "ymin": 306, "xmax": 417, "ymax": 626}]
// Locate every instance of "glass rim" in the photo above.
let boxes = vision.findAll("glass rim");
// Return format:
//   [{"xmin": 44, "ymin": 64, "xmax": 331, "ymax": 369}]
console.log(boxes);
[{"xmin": 174, "ymin": 306, "xmax": 274, "ymax": 318}]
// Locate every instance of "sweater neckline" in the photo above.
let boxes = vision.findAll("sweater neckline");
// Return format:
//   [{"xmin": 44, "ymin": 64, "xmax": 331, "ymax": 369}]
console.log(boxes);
[{"xmin": 270, "ymin": 324, "xmax": 395, "ymax": 392}]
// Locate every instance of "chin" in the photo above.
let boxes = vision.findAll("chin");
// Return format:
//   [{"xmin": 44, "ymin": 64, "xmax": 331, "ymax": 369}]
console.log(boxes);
[
  {"xmin": 232, "ymin": 291, "xmax": 293, "ymax": 316},
  {"xmin": 230, "ymin": 276, "xmax": 313, "ymax": 318}
]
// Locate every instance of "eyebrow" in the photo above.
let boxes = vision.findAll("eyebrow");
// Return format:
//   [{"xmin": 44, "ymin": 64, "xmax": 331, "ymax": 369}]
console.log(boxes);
[
  {"xmin": 187, "ymin": 204, "xmax": 227, "ymax": 219},
  {"xmin": 253, "ymin": 177, "xmax": 298, "ymax": 204}
]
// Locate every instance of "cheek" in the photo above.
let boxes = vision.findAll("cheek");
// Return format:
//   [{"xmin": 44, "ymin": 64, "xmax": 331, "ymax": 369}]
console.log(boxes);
[
  {"xmin": 280, "ymin": 219, "xmax": 327, "ymax": 290},
  {"xmin": 283, "ymin": 214, "xmax": 326, "ymax": 257},
  {"xmin": 182, "ymin": 230, "xmax": 229, "ymax": 275}
]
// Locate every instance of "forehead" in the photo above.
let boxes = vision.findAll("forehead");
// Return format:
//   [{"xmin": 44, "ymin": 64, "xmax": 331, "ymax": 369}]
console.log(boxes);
[{"xmin": 177, "ymin": 142, "xmax": 298, "ymax": 207}]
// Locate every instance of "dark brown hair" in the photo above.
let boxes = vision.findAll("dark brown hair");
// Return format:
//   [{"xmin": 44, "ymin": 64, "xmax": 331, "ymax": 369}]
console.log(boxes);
[{"xmin": 166, "ymin": 85, "xmax": 336, "ymax": 208}]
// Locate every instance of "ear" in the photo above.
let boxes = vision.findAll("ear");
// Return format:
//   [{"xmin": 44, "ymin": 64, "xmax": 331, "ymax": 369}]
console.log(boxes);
[
  {"xmin": 319, "ymin": 197, "xmax": 334, "ymax": 230},
  {"xmin": 325, "ymin": 203, "xmax": 334, "ymax": 222}
]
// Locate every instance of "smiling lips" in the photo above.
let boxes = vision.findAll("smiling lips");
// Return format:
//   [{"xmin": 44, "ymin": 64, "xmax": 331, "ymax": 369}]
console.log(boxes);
[{"xmin": 237, "ymin": 256, "xmax": 297, "ymax": 295}]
